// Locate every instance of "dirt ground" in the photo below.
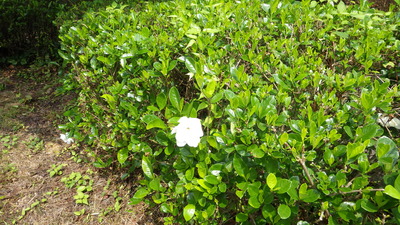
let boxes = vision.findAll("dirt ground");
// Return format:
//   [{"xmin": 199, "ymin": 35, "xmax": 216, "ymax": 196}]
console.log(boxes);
[{"xmin": 0, "ymin": 65, "xmax": 161, "ymax": 224}]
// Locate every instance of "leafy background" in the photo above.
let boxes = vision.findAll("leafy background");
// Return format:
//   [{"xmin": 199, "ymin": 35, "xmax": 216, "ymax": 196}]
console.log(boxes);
[{"xmin": 1, "ymin": 0, "xmax": 399, "ymax": 224}]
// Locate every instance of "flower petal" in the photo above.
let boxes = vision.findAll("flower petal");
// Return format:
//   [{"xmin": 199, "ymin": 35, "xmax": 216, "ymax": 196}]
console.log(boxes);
[
  {"xmin": 172, "ymin": 117, "xmax": 204, "ymax": 147},
  {"xmin": 186, "ymin": 136, "xmax": 201, "ymax": 147}
]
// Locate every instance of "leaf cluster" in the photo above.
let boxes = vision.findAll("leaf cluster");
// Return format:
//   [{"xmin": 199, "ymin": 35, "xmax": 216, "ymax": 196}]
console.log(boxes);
[{"xmin": 59, "ymin": 0, "xmax": 400, "ymax": 223}]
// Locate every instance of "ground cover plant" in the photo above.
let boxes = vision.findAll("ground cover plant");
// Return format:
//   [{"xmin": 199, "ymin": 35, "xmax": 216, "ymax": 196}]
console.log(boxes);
[{"xmin": 58, "ymin": 0, "xmax": 400, "ymax": 223}]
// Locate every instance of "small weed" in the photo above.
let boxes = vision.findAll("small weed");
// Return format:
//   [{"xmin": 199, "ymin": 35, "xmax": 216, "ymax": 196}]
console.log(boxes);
[
  {"xmin": 70, "ymin": 150, "xmax": 84, "ymax": 163},
  {"xmin": 61, "ymin": 171, "xmax": 93, "ymax": 207},
  {"xmin": 0, "ymin": 135, "xmax": 18, "ymax": 149},
  {"xmin": 74, "ymin": 208, "xmax": 85, "ymax": 216},
  {"xmin": 19, "ymin": 95, "xmax": 33, "ymax": 104},
  {"xmin": 16, "ymin": 71, "xmax": 31, "ymax": 80},
  {"xmin": 74, "ymin": 186, "xmax": 91, "ymax": 205},
  {"xmin": 61, "ymin": 172, "xmax": 83, "ymax": 188},
  {"xmin": 103, "ymin": 179, "xmax": 111, "ymax": 191},
  {"xmin": 98, "ymin": 206, "xmax": 114, "ymax": 222},
  {"xmin": 13, "ymin": 198, "xmax": 47, "ymax": 224},
  {"xmin": 0, "ymin": 83, "xmax": 6, "ymax": 91},
  {"xmin": 1, "ymin": 163, "xmax": 17, "ymax": 174},
  {"xmin": 112, "ymin": 191, "xmax": 122, "ymax": 212},
  {"xmin": 45, "ymin": 189, "xmax": 59, "ymax": 196},
  {"xmin": 22, "ymin": 136, "xmax": 44, "ymax": 153},
  {"xmin": 47, "ymin": 164, "xmax": 66, "ymax": 177}
]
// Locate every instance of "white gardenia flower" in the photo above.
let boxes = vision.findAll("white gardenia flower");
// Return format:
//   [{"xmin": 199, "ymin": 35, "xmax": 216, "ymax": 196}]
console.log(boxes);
[
  {"xmin": 211, "ymin": 170, "xmax": 221, "ymax": 176},
  {"xmin": 60, "ymin": 133, "xmax": 74, "ymax": 144},
  {"xmin": 171, "ymin": 117, "xmax": 204, "ymax": 147},
  {"xmin": 377, "ymin": 114, "xmax": 400, "ymax": 130}
]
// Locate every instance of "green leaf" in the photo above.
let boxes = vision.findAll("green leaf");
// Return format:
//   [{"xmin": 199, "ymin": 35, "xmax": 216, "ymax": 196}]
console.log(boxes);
[
  {"xmin": 185, "ymin": 168, "xmax": 195, "ymax": 181},
  {"xmin": 359, "ymin": 124, "xmax": 379, "ymax": 141},
  {"xmin": 153, "ymin": 61, "xmax": 162, "ymax": 71},
  {"xmin": 299, "ymin": 183, "xmax": 320, "ymax": 203},
  {"xmin": 376, "ymin": 136, "xmax": 398, "ymax": 172},
  {"xmin": 267, "ymin": 173, "xmax": 277, "ymax": 190},
  {"xmin": 169, "ymin": 86, "xmax": 181, "ymax": 111},
  {"xmin": 278, "ymin": 204, "xmax": 291, "ymax": 219},
  {"xmin": 58, "ymin": 50, "xmax": 71, "ymax": 60},
  {"xmin": 156, "ymin": 92, "xmax": 167, "ymax": 110},
  {"xmin": 275, "ymin": 179, "xmax": 292, "ymax": 194},
  {"xmin": 346, "ymin": 141, "xmax": 368, "ymax": 161},
  {"xmin": 117, "ymin": 148, "xmax": 128, "ymax": 164},
  {"xmin": 247, "ymin": 182, "xmax": 261, "ymax": 196},
  {"xmin": 204, "ymin": 175, "xmax": 220, "ymax": 185},
  {"xmin": 377, "ymin": 136, "xmax": 398, "ymax": 159},
  {"xmin": 130, "ymin": 187, "xmax": 149, "ymax": 204},
  {"xmin": 279, "ymin": 132, "xmax": 288, "ymax": 146},
  {"xmin": 156, "ymin": 130, "xmax": 169, "ymax": 146},
  {"xmin": 142, "ymin": 156, "xmax": 154, "ymax": 179},
  {"xmin": 360, "ymin": 92, "xmax": 373, "ymax": 111},
  {"xmin": 236, "ymin": 213, "xmax": 248, "ymax": 222},
  {"xmin": 249, "ymin": 196, "xmax": 261, "ymax": 208},
  {"xmin": 210, "ymin": 91, "xmax": 224, "ymax": 103},
  {"xmin": 142, "ymin": 114, "xmax": 166, "ymax": 129},
  {"xmin": 249, "ymin": 145, "xmax": 265, "ymax": 158},
  {"xmin": 149, "ymin": 177, "xmax": 161, "ymax": 191},
  {"xmin": 233, "ymin": 154, "xmax": 247, "ymax": 178},
  {"xmin": 74, "ymin": 208, "xmax": 85, "ymax": 216},
  {"xmin": 183, "ymin": 204, "xmax": 196, "ymax": 221},
  {"xmin": 337, "ymin": 1, "xmax": 347, "ymax": 14},
  {"xmin": 261, "ymin": 3, "xmax": 270, "ymax": 12},
  {"xmin": 179, "ymin": 56, "xmax": 197, "ymax": 74},
  {"xmin": 395, "ymin": 175, "xmax": 400, "ymax": 191},
  {"xmin": 384, "ymin": 185, "xmax": 400, "ymax": 200},
  {"xmin": 101, "ymin": 94, "xmax": 116, "ymax": 104},
  {"xmin": 97, "ymin": 56, "xmax": 111, "ymax": 65},
  {"xmin": 262, "ymin": 204, "xmax": 276, "ymax": 219},
  {"xmin": 303, "ymin": 189, "xmax": 320, "ymax": 203},
  {"xmin": 360, "ymin": 199, "xmax": 378, "ymax": 212},
  {"xmin": 203, "ymin": 28, "xmax": 220, "ymax": 33},
  {"xmin": 344, "ymin": 126, "xmax": 353, "ymax": 138},
  {"xmin": 272, "ymin": 74, "xmax": 290, "ymax": 90},
  {"xmin": 323, "ymin": 149, "xmax": 335, "ymax": 166},
  {"xmin": 204, "ymin": 80, "xmax": 217, "ymax": 99},
  {"xmin": 133, "ymin": 187, "xmax": 149, "ymax": 199}
]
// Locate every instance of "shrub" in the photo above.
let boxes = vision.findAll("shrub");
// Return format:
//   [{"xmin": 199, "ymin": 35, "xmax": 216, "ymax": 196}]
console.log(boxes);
[
  {"xmin": 0, "ymin": 0, "xmax": 139, "ymax": 66},
  {"xmin": 59, "ymin": 0, "xmax": 400, "ymax": 223},
  {"xmin": 0, "ymin": 0, "xmax": 65, "ymax": 65}
]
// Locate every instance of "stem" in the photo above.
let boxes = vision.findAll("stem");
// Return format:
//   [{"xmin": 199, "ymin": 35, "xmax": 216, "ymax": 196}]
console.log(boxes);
[
  {"xmin": 299, "ymin": 157, "xmax": 314, "ymax": 187},
  {"xmin": 329, "ymin": 188, "xmax": 384, "ymax": 196},
  {"xmin": 206, "ymin": 98, "xmax": 211, "ymax": 136}
]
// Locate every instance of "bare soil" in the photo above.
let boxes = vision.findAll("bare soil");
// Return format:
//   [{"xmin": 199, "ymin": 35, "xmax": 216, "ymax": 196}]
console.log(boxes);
[{"xmin": 0, "ymin": 65, "xmax": 161, "ymax": 224}]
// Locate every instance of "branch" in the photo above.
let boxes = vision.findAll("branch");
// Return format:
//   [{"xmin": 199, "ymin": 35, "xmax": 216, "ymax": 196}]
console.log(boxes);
[
  {"xmin": 330, "ymin": 188, "xmax": 384, "ymax": 196},
  {"xmin": 298, "ymin": 157, "xmax": 314, "ymax": 187}
]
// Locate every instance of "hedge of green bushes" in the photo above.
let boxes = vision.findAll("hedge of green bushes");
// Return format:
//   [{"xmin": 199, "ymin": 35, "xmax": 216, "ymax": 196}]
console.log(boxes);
[
  {"xmin": 0, "ymin": 0, "xmax": 64, "ymax": 65},
  {"xmin": 0, "ymin": 0, "xmax": 140, "ymax": 65},
  {"xmin": 59, "ymin": 0, "xmax": 400, "ymax": 223}
]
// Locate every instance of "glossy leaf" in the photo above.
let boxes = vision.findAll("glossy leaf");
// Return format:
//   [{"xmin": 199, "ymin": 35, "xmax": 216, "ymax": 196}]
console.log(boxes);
[
  {"xmin": 143, "ymin": 114, "xmax": 167, "ymax": 129},
  {"xmin": 117, "ymin": 148, "xmax": 128, "ymax": 164},
  {"xmin": 233, "ymin": 154, "xmax": 247, "ymax": 179},
  {"xmin": 183, "ymin": 204, "xmax": 196, "ymax": 221},
  {"xmin": 278, "ymin": 204, "xmax": 291, "ymax": 219},
  {"xmin": 156, "ymin": 92, "xmax": 167, "ymax": 110},
  {"xmin": 384, "ymin": 185, "xmax": 400, "ymax": 200},
  {"xmin": 267, "ymin": 173, "xmax": 277, "ymax": 190},
  {"xmin": 142, "ymin": 156, "xmax": 154, "ymax": 179},
  {"xmin": 169, "ymin": 86, "xmax": 181, "ymax": 111}
]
